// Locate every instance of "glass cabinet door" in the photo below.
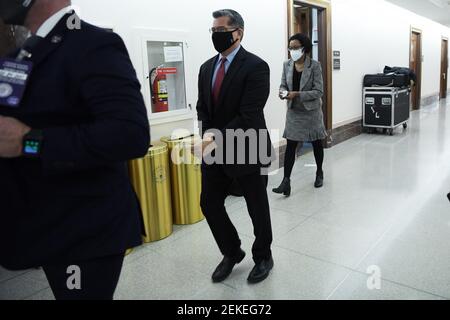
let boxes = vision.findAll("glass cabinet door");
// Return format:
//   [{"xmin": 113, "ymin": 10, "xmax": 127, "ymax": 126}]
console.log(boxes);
[{"xmin": 146, "ymin": 41, "xmax": 187, "ymax": 115}]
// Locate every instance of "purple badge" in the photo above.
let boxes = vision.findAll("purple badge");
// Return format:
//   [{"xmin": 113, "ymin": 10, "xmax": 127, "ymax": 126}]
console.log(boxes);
[{"xmin": 0, "ymin": 58, "xmax": 33, "ymax": 108}]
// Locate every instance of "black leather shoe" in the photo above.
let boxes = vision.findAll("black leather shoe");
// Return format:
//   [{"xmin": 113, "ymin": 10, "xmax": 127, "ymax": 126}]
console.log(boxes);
[
  {"xmin": 212, "ymin": 249, "xmax": 245, "ymax": 283},
  {"xmin": 314, "ymin": 173, "xmax": 324, "ymax": 188},
  {"xmin": 247, "ymin": 257, "xmax": 274, "ymax": 284},
  {"xmin": 272, "ymin": 177, "xmax": 291, "ymax": 196}
]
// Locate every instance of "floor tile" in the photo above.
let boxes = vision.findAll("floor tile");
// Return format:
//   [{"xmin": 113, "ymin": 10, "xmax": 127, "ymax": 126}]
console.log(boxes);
[
  {"xmin": 275, "ymin": 218, "xmax": 381, "ymax": 268},
  {"xmin": 222, "ymin": 246, "xmax": 351, "ymax": 300},
  {"xmin": 329, "ymin": 271, "xmax": 446, "ymax": 300}
]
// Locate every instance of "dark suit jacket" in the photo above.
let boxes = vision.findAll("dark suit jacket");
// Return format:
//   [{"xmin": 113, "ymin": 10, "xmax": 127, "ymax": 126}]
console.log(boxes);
[
  {"xmin": 0, "ymin": 14, "xmax": 150, "ymax": 270},
  {"xmin": 196, "ymin": 47, "xmax": 274, "ymax": 178}
]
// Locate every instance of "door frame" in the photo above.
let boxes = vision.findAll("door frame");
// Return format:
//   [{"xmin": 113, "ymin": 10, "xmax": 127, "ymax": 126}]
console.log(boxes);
[
  {"xmin": 440, "ymin": 36, "xmax": 449, "ymax": 100},
  {"xmin": 287, "ymin": 0, "xmax": 333, "ymax": 147},
  {"xmin": 410, "ymin": 27, "xmax": 423, "ymax": 109}
]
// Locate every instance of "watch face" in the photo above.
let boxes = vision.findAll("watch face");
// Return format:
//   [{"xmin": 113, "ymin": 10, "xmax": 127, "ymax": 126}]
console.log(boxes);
[{"xmin": 24, "ymin": 139, "xmax": 41, "ymax": 155}]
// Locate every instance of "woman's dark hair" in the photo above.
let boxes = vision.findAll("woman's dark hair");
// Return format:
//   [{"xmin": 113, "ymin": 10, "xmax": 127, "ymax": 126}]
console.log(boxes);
[{"xmin": 289, "ymin": 33, "xmax": 312, "ymax": 54}]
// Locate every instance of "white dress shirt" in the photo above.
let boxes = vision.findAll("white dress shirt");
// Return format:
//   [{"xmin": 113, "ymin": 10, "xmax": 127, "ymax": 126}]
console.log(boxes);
[{"xmin": 35, "ymin": 6, "xmax": 73, "ymax": 37}]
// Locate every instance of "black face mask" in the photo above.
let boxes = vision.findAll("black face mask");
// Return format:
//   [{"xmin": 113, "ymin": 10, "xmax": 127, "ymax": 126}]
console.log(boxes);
[
  {"xmin": 212, "ymin": 29, "xmax": 238, "ymax": 53},
  {"xmin": 0, "ymin": 0, "xmax": 36, "ymax": 26}
]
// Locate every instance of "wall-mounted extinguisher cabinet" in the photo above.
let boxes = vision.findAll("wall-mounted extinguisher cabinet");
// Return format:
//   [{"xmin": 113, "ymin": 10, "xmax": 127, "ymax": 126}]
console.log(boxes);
[{"xmin": 145, "ymin": 41, "xmax": 187, "ymax": 115}]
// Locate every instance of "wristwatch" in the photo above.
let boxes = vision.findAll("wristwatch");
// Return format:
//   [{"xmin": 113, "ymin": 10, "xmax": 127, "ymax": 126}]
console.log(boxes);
[{"xmin": 22, "ymin": 129, "xmax": 43, "ymax": 158}]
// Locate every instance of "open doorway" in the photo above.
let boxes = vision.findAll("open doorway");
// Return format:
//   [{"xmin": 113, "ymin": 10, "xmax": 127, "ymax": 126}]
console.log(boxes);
[
  {"xmin": 440, "ymin": 37, "xmax": 448, "ymax": 100},
  {"xmin": 410, "ymin": 28, "xmax": 422, "ymax": 110},
  {"xmin": 288, "ymin": 0, "xmax": 332, "ymax": 147}
]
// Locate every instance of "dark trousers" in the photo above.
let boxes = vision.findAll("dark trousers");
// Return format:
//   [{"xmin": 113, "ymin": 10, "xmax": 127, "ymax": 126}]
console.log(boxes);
[
  {"xmin": 200, "ymin": 165, "xmax": 273, "ymax": 263},
  {"xmin": 43, "ymin": 253, "xmax": 124, "ymax": 300}
]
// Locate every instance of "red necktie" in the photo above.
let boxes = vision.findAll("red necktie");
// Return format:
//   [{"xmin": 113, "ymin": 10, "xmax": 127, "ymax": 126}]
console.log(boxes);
[{"xmin": 212, "ymin": 57, "xmax": 227, "ymax": 105}]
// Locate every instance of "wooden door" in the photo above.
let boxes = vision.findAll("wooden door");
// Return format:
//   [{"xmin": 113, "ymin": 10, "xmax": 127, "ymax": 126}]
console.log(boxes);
[
  {"xmin": 317, "ymin": 9, "xmax": 331, "ymax": 145},
  {"xmin": 441, "ymin": 39, "xmax": 448, "ymax": 99},
  {"xmin": 410, "ymin": 31, "xmax": 422, "ymax": 110},
  {"xmin": 294, "ymin": 7, "xmax": 311, "ymax": 36}
]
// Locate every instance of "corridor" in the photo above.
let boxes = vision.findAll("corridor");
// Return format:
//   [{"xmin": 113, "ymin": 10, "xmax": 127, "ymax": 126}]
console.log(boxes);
[{"xmin": 1, "ymin": 99, "xmax": 450, "ymax": 300}]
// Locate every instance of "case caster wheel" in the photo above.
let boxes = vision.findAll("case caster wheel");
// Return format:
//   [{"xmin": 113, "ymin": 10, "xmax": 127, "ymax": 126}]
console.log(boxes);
[
  {"xmin": 383, "ymin": 128, "xmax": 387, "ymax": 135},
  {"xmin": 403, "ymin": 123, "xmax": 408, "ymax": 129},
  {"xmin": 388, "ymin": 129, "xmax": 394, "ymax": 136}
]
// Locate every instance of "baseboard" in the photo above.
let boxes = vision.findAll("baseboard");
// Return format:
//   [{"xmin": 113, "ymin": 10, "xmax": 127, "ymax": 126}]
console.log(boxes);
[
  {"xmin": 276, "ymin": 142, "xmax": 286, "ymax": 170},
  {"xmin": 333, "ymin": 116, "xmax": 363, "ymax": 130},
  {"xmin": 421, "ymin": 93, "xmax": 439, "ymax": 106},
  {"xmin": 331, "ymin": 119, "xmax": 363, "ymax": 146}
]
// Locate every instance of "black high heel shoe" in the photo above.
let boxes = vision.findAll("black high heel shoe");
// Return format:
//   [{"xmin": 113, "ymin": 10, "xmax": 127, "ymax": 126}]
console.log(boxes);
[
  {"xmin": 272, "ymin": 177, "xmax": 291, "ymax": 197},
  {"xmin": 314, "ymin": 172, "xmax": 324, "ymax": 188}
]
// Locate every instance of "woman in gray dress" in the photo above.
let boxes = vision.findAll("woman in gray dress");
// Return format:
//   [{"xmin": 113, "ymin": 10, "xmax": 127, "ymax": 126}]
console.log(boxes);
[{"xmin": 273, "ymin": 33, "xmax": 327, "ymax": 197}]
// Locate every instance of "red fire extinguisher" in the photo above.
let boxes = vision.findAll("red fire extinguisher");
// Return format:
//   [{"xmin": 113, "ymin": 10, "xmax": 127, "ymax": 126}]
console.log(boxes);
[{"xmin": 150, "ymin": 67, "xmax": 169, "ymax": 113}]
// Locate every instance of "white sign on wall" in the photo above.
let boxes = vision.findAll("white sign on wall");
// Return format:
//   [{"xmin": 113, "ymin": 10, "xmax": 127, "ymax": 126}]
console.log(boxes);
[{"xmin": 164, "ymin": 46, "xmax": 183, "ymax": 62}]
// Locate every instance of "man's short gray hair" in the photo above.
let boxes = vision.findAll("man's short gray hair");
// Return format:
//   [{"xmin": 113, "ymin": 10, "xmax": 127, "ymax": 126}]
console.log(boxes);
[{"xmin": 212, "ymin": 9, "xmax": 245, "ymax": 29}]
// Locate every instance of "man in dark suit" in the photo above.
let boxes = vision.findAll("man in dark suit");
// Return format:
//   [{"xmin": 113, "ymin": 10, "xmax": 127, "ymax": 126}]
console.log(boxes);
[
  {"xmin": 0, "ymin": 0, "xmax": 150, "ymax": 299},
  {"xmin": 196, "ymin": 9, "xmax": 274, "ymax": 284}
]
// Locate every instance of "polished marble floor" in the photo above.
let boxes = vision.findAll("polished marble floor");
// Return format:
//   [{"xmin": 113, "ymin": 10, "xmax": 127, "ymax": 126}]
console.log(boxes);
[{"xmin": 1, "ymin": 99, "xmax": 450, "ymax": 300}]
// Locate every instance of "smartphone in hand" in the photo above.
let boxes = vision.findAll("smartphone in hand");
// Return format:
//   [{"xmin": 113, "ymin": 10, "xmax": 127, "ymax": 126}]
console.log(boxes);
[{"xmin": 280, "ymin": 90, "xmax": 289, "ymax": 99}]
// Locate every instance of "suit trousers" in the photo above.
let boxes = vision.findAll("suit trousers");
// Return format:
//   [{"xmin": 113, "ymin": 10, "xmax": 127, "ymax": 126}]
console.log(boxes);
[
  {"xmin": 200, "ymin": 165, "xmax": 273, "ymax": 263},
  {"xmin": 43, "ymin": 253, "xmax": 124, "ymax": 300}
]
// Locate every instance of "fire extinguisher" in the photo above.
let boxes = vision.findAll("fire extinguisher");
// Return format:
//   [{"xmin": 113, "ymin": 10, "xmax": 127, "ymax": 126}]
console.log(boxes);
[{"xmin": 150, "ymin": 67, "xmax": 169, "ymax": 113}]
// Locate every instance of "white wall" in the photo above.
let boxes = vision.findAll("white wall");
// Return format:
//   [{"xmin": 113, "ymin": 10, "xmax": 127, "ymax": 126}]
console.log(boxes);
[
  {"xmin": 72, "ymin": 0, "xmax": 450, "ymax": 142},
  {"xmin": 332, "ymin": 0, "xmax": 450, "ymax": 127},
  {"xmin": 72, "ymin": 0, "xmax": 288, "ymax": 143}
]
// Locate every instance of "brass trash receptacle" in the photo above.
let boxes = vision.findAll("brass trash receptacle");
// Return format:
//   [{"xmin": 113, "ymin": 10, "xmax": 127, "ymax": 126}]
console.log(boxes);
[
  {"xmin": 129, "ymin": 143, "xmax": 173, "ymax": 243},
  {"xmin": 161, "ymin": 135, "xmax": 204, "ymax": 225}
]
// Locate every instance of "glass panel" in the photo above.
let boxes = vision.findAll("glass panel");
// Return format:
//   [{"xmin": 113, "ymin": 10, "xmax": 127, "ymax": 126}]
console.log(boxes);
[
  {"xmin": 146, "ymin": 41, "xmax": 187, "ymax": 114},
  {"xmin": 311, "ymin": 8, "xmax": 319, "ymax": 61}
]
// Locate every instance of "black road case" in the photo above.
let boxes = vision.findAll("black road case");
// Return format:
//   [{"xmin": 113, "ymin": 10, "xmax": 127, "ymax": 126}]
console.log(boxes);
[
  {"xmin": 363, "ymin": 87, "xmax": 410, "ymax": 135},
  {"xmin": 363, "ymin": 73, "xmax": 410, "ymax": 88}
]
